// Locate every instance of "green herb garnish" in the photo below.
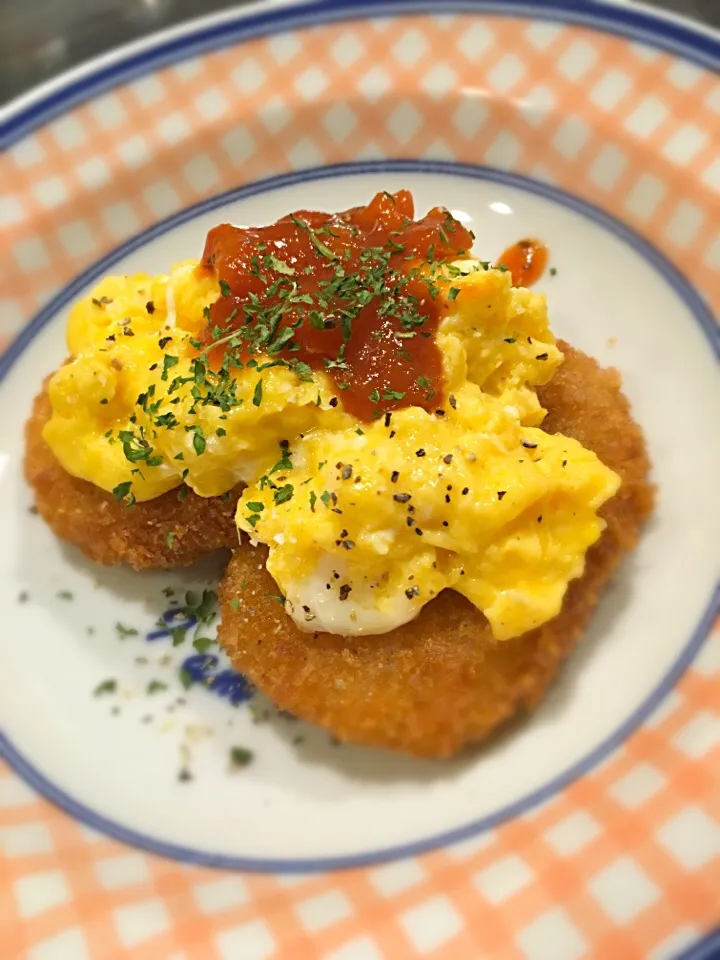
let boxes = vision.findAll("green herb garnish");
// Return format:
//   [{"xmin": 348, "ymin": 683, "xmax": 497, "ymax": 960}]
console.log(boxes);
[
  {"xmin": 273, "ymin": 484, "xmax": 294, "ymax": 505},
  {"xmin": 112, "ymin": 480, "xmax": 134, "ymax": 503},
  {"xmin": 192, "ymin": 637, "xmax": 215, "ymax": 654},
  {"xmin": 229, "ymin": 746, "xmax": 254, "ymax": 768}
]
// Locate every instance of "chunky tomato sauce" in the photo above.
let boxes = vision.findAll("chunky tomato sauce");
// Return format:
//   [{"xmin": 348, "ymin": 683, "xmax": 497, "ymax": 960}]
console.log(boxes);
[
  {"xmin": 496, "ymin": 238, "xmax": 549, "ymax": 288},
  {"xmin": 199, "ymin": 190, "xmax": 473, "ymax": 420}
]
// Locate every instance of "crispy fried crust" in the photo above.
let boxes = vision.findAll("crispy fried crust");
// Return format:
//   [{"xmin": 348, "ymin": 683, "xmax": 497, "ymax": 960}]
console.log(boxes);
[
  {"xmin": 217, "ymin": 343, "xmax": 654, "ymax": 757},
  {"xmin": 24, "ymin": 384, "xmax": 240, "ymax": 569}
]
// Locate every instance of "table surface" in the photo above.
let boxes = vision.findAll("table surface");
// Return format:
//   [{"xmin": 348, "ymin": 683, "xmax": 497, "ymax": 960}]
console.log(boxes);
[{"xmin": 1, "ymin": 0, "xmax": 718, "ymax": 107}]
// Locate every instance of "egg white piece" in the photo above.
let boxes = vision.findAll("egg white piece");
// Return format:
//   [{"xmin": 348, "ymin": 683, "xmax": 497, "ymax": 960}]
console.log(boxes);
[{"xmin": 283, "ymin": 554, "xmax": 420, "ymax": 636}]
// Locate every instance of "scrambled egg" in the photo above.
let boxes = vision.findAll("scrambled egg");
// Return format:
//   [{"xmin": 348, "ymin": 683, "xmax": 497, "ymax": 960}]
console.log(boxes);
[
  {"xmin": 45, "ymin": 262, "xmax": 353, "ymax": 500},
  {"xmin": 44, "ymin": 259, "xmax": 620, "ymax": 639}
]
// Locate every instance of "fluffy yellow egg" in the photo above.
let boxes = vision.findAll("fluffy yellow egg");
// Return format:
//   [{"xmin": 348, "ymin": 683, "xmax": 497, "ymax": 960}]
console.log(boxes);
[
  {"xmin": 43, "ymin": 253, "xmax": 620, "ymax": 641},
  {"xmin": 236, "ymin": 385, "xmax": 619, "ymax": 640},
  {"xmin": 43, "ymin": 263, "xmax": 352, "ymax": 501},
  {"xmin": 438, "ymin": 261, "xmax": 562, "ymax": 425}
]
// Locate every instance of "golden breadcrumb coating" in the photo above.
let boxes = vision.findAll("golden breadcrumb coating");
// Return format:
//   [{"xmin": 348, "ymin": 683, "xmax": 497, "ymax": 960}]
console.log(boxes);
[{"xmin": 217, "ymin": 343, "xmax": 654, "ymax": 757}]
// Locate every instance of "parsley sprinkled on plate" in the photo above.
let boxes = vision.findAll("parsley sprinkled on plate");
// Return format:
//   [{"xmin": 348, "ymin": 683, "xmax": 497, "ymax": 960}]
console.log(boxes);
[
  {"xmin": 229, "ymin": 746, "xmax": 254, "ymax": 769},
  {"xmin": 192, "ymin": 637, "xmax": 215, "ymax": 654}
]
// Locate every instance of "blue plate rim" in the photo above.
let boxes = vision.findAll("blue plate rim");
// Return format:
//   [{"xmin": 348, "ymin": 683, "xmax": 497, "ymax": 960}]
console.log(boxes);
[
  {"xmin": 2, "ymin": 160, "xmax": 718, "ymax": 883},
  {"xmin": 1, "ymin": 0, "xmax": 719, "ymax": 945},
  {"xmin": 1, "ymin": 0, "xmax": 719, "ymax": 147}
]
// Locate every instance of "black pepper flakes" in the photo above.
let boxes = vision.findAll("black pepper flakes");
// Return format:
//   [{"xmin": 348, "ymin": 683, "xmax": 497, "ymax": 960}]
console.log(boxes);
[
  {"xmin": 384, "ymin": 412, "xmax": 392, "ymax": 427},
  {"xmin": 339, "ymin": 584, "xmax": 352, "ymax": 601},
  {"xmin": 522, "ymin": 441, "xmax": 538, "ymax": 449},
  {"xmin": 443, "ymin": 454, "xmax": 453, "ymax": 464},
  {"xmin": 391, "ymin": 471, "xmax": 399, "ymax": 483},
  {"xmin": 449, "ymin": 395, "xmax": 457, "ymax": 409},
  {"xmin": 329, "ymin": 397, "xmax": 339, "ymax": 407},
  {"xmin": 462, "ymin": 487, "xmax": 470, "ymax": 495},
  {"xmin": 415, "ymin": 528, "xmax": 423, "ymax": 536},
  {"xmin": 405, "ymin": 585, "xmax": 420, "ymax": 599},
  {"xmin": 415, "ymin": 449, "xmax": 426, "ymax": 458},
  {"xmin": 406, "ymin": 516, "xmax": 415, "ymax": 527},
  {"xmin": 498, "ymin": 491, "xmax": 506, "ymax": 500},
  {"xmin": 341, "ymin": 464, "xmax": 352, "ymax": 480},
  {"xmin": 445, "ymin": 494, "xmax": 451, "ymax": 503},
  {"xmin": 393, "ymin": 493, "xmax": 411, "ymax": 503},
  {"xmin": 146, "ymin": 300, "xmax": 155, "ymax": 314},
  {"xmin": 535, "ymin": 353, "xmax": 549, "ymax": 361},
  {"xmin": 341, "ymin": 540, "xmax": 355, "ymax": 550},
  {"xmin": 158, "ymin": 336, "xmax": 172, "ymax": 349}
]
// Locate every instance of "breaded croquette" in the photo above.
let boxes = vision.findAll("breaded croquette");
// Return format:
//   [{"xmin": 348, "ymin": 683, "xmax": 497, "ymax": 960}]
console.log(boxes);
[
  {"xmin": 24, "ymin": 383, "xmax": 240, "ymax": 569},
  {"xmin": 216, "ymin": 344, "xmax": 654, "ymax": 757}
]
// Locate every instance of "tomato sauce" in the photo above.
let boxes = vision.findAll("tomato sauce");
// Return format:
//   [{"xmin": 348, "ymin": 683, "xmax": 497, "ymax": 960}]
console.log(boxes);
[
  {"xmin": 496, "ymin": 238, "xmax": 548, "ymax": 288},
  {"xmin": 199, "ymin": 190, "xmax": 473, "ymax": 420}
]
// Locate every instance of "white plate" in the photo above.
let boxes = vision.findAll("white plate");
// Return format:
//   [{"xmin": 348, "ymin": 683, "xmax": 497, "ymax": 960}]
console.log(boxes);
[
  {"xmin": 2, "ymin": 163, "xmax": 718, "ymax": 869},
  {"xmin": 1, "ymin": 2, "xmax": 718, "ymax": 957}
]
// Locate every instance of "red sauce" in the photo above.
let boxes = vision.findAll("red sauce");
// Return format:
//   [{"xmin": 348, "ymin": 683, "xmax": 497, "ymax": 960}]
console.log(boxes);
[
  {"xmin": 199, "ymin": 190, "xmax": 473, "ymax": 420},
  {"xmin": 496, "ymin": 238, "xmax": 548, "ymax": 287}
]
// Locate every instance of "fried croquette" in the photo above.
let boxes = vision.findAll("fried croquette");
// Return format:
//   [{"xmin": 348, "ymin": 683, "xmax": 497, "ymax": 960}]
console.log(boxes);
[
  {"xmin": 25, "ymin": 383, "xmax": 240, "ymax": 569},
  {"xmin": 217, "ymin": 343, "xmax": 654, "ymax": 757}
]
